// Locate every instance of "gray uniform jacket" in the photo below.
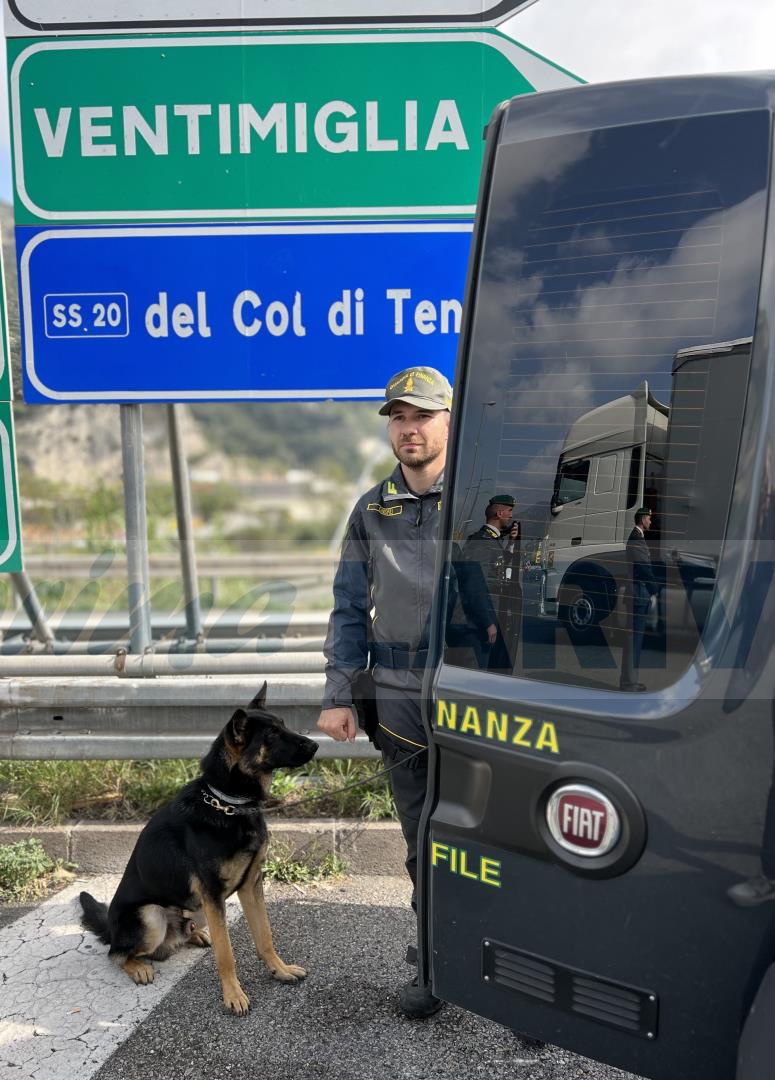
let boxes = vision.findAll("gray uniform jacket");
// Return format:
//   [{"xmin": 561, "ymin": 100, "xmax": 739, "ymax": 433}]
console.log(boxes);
[{"xmin": 322, "ymin": 463, "xmax": 444, "ymax": 709}]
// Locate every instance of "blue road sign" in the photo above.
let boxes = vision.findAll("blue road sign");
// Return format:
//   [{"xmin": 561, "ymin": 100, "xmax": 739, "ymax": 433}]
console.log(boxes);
[{"xmin": 18, "ymin": 223, "xmax": 472, "ymax": 403}]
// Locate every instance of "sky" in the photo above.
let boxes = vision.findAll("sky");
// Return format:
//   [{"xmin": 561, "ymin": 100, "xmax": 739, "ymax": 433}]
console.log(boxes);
[
  {"xmin": 1, "ymin": 0, "xmax": 774, "ymax": 202},
  {"xmin": 502, "ymin": 0, "xmax": 775, "ymax": 84}
]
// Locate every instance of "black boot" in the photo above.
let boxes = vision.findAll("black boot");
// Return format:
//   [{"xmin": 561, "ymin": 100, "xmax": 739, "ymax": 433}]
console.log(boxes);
[
  {"xmin": 516, "ymin": 1033, "xmax": 545, "ymax": 1050},
  {"xmin": 399, "ymin": 976, "xmax": 444, "ymax": 1019}
]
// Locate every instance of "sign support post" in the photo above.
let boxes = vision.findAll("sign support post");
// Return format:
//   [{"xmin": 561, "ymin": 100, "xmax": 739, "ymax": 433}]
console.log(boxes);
[
  {"xmin": 120, "ymin": 405, "xmax": 153, "ymax": 654},
  {"xmin": 167, "ymin": 404, "xmax": 203, "ymax": 643},
  {"xmin": 9, "ymin": 570, "xmax": 55, "ymax": 644}
]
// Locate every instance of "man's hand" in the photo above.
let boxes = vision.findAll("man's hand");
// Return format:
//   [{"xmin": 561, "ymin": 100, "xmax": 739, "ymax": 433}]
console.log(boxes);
[
  {"xmin": 317, "ymin": 707, "xmax": 357, "ymax": 742},
  {"xmin": 486, "ymin": 623, "xmax": 497, "ymax": 645}
]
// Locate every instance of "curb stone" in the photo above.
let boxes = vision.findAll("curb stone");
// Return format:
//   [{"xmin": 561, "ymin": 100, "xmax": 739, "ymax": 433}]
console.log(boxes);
[{"xmin": 0, "ymin": 819, "xmax": 406, "ymax": 875}]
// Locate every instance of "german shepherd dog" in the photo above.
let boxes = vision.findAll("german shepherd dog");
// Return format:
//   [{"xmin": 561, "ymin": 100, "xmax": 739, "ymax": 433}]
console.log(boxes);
[{"xmin": 79, "ymin": 683, "xmax": 318, "ymax": 1015}]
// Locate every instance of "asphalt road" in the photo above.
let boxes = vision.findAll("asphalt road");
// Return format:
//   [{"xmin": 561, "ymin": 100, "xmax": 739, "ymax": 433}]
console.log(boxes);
[{"xmin": 1, "ymin": 872, "xmax": 641, "ymax": 1080}]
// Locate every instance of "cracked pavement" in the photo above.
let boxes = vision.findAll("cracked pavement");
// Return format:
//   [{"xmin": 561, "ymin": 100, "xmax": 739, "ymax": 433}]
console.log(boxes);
[
  {"xmin": 0, "ymin": 875, "xmax": 241, "ymax": 1080},
  {"xmin": 1, "ymin": 875, "xmax": 641, "ymax": 1080}
]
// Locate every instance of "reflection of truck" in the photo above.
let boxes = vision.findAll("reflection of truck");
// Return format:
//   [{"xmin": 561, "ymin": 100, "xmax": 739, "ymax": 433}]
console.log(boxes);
[
  {"xmin": 541, "ymin": 339, "xmax": 752, "ymax": 642},
  {"xmin": 540, "ymin": 381, "xmax": 667, "ymax": 639}
]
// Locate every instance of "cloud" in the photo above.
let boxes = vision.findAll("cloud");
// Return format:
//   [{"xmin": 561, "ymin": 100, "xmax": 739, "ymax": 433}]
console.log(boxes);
[
  {"xmin": 503, "ymin": 0, "xmax": 775, "ymax": 84},
  {"xmin": 456, "ymin": 129, "xmax": 767, "ymax": 536}
]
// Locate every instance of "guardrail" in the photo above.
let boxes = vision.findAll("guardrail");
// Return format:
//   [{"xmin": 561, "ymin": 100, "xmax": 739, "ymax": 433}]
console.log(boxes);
[
  {"xmin": 13, "ymin": 552, "xmax": 339, "ymax": 613},
  {"xmin": 0, "ymin": 673, "xmax": 376, "ymax": 760},
  {"xmin": 0, "ymin": 610, "xmax": 331, "ymax": 644},
  {"xmin": 21, "ymin": 552, "xmax": 339, "ymax": 581},
  {"xmin": 6, "ymin": 555, "xmax": 336, "ymax": 641},
  {"xmin": 0, "ymin": 556, "xmax": 357, "ymax": 759}
]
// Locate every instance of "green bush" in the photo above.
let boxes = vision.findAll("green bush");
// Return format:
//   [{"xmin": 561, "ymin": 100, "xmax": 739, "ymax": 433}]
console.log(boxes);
[
  {"xmin": 0, "ymin": 839, "xmax": 55, "ymax": 902},
  {"xmin": 263, "ymin": 841, "xmax": 346, "ymax": 884},
  {"xmin": 360, "ymin": 785, "xmax": 398, "ymax": 821},
  {"xmin": 269, "ymin": 759, "xmax": 396, "ymax": 820}
]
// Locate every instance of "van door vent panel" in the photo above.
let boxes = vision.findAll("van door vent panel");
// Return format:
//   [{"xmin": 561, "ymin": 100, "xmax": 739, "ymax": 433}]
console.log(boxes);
[
  {"xmin": 572, "ymin": 975, "xmax": 643, "ymax": 1030},
  {"xmin": 492, "ymin": 951, "xmax": 555, "ymax": 1003},
  {"xmin": 483, "ymin": 940, "xmax": 658, "ymax": 1039}
]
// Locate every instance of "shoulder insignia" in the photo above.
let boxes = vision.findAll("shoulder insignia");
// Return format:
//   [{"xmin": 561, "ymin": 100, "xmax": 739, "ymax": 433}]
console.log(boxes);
[
  {"xmin": 367, "ymin": 503, "xmax": 403, "ymax": 517},
  {"xmin": 437, "ymin": 499, "xmax": 442, "ymax": 511}
]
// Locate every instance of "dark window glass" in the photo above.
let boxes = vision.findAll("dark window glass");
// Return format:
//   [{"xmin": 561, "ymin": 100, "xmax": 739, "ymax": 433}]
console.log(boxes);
[
  {"xmin": 445, "ymin": 111, "xmax": 769, "ymax": 692},
  {"xmin": 627, "ymin": 447, "xmax": 642, "ymax": 510},
  {"xmin": 554, "ymin": 459, "xmax": 589, "ymax": 506}
]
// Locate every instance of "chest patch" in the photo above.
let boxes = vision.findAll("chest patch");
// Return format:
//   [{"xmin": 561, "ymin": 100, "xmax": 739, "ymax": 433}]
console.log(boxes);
[{"xmin": 367, "ymin": 503, "xmax": 403, "ymax": 517}]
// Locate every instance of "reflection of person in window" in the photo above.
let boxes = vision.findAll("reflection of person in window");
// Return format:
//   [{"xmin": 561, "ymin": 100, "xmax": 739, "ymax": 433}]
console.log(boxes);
[
  {"xmin": 461, "ymin": 495, "xmax": 519, "ymax": 671},
  {"xmin": 727, "ymin": 450, "xmax": 775, "ymax": 906},
  {"xmin": 620, "ymin": 507, "xmax": 659, "ymax": 692},
  {"xmin": 728, "ymin": 704, "xmax": 775, "ymax": 905}
]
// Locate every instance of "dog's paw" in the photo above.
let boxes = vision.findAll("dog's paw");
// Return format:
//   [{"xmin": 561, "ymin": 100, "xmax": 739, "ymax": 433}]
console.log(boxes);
[
  {"xmin": 223, "ymin": 985, "xmax": 251, "ymax": 1016},
  {"xmin": 271, "ymin": 962, "xmax": 307, "ymax": 983},
  {"xmin": 124, "ymin": 958, "xmax": 155, "ymax": 985},
  {"xmin": 189, "ymin": 927, "xmax": 211, "ymax": 948}
]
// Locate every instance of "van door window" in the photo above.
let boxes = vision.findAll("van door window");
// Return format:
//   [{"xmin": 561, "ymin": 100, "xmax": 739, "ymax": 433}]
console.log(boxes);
[{"xmin": 445, "ymin": 109, "xmax": 769, "ymax": 692}]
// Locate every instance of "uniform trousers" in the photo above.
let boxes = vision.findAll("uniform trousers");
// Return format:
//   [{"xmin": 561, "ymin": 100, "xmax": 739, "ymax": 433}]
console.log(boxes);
[
  {"xmin": 373, "ymin": 682, "xmax": 429, "ymax": 909},
  {"xmin": 621, "ymin": 591, "xmax": 650, "ymax": 684}
]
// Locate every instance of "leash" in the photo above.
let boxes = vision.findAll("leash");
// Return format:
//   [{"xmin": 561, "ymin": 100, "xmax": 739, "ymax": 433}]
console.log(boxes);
[
  {"xmin": 263, "ymin": 746, "xmax": 426, "ymax": 814},
  {"xmin": 264, "ymin": 744, "xmax": 427, "ymax": 866},
  {"xmin": 203, "ymin": 745, "xmax": 428, "ymax": 869},
  {"xmin": 201, "ymin": 746, "xmax": 426, "ymax": 817}
]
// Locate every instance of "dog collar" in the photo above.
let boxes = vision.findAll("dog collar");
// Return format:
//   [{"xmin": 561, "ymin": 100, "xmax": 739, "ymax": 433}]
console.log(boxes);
[{"xmin": 203, "ymin": 784, "xmax": 262, "ymax": 816}]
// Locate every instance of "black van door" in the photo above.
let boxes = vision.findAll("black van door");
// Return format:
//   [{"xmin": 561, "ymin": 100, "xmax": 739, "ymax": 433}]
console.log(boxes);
[{"xmin": 422, "ymin": 76, "xmax": 775, "ymax": 1080}]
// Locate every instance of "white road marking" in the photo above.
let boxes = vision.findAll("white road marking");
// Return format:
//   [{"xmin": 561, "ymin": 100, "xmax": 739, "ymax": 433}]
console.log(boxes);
[{"xmin": 0, "ymin": 876, "xmax": 241, "ymax": 1080}]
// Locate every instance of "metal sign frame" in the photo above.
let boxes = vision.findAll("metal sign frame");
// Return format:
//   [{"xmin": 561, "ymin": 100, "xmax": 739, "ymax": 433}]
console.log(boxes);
[{"xmin": 4, "ymin": 0, "xmax": 538, "ymax": 34}]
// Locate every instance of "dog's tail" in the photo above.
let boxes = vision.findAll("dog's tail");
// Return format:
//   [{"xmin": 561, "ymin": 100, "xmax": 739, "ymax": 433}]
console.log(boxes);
[{"xmin": 79, "ymin": 891, "xmax": 111, "ymax": 944}]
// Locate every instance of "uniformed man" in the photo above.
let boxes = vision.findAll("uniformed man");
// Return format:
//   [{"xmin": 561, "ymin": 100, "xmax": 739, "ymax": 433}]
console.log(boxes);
[
  {"xmin": 620, "ymin": 506, "xmax": 659, "ymax": 692},
  {"xmin": 461, "ymin": 494, "xmax": 520, "ymax": 671},
  {"xmin": 317, "ymin": 365, "xmax": 452, "ymax": 1020}
]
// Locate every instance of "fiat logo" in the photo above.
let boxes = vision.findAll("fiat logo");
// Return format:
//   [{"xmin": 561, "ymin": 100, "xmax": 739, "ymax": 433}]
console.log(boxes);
[{"xmin": 546, "ymin": 784, "xmax": 620, "ymax": 857}]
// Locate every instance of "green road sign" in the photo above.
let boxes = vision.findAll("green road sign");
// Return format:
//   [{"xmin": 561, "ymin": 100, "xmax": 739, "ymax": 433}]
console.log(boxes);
[
  {"xmin": 9, "ymin": 31, "xmax": 581, "ymax": 223},
  {"xmin": 0, "ymin": 402, "xmax": 22, "ymax": 572},
  {"xmin": 0, "ymin": 244, "xmax": 11, "ymax": 402}
]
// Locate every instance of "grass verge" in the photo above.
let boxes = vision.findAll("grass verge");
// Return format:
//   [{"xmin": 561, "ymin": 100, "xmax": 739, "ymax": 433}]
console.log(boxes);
[{"xmin": 0, "ymin": 758, "xmax": 396, "ymax": 826}]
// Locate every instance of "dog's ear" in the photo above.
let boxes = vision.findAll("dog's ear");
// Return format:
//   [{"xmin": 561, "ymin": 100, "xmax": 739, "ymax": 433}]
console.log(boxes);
[
  {"xmin": 226, "ymin": 708, "xmax": 250, "ymax": 749},
  {"xmin": 247, "ymin": 682, "xmax": 268, "ymax": 712}
]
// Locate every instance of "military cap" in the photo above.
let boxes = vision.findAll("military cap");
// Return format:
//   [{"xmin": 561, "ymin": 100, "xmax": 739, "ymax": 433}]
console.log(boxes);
[
  {"xmin": 488, "ymin": 494, "xmax": 516, "ymax": 508},
  {"xmin": 379, "ymin": 366, "xmax": 453, "ymax": 416},
  {"xmin": 634, "ymin": 506, "xmax": 652, "ymax": 518}
]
